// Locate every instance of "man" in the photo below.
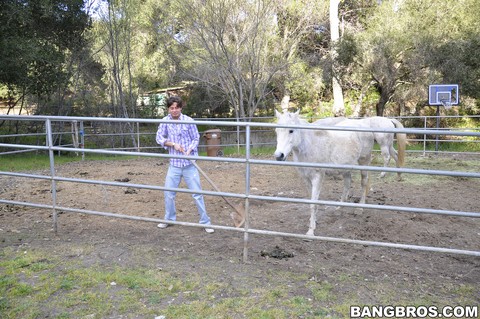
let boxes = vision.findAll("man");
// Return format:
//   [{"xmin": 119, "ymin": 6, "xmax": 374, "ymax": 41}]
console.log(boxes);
[{"xmin": 155, "ymin": 96, "xmax": 214, "ymax": 233}]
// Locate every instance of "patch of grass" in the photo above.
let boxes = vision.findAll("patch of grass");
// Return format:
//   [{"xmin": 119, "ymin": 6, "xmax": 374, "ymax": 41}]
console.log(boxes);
[
  {"xmin": 407, "ymin": 140, "xmax": 480, "ymax": 153},
  {"xmin": 0, "ymin": 153, "xmax": 139, "ymax": 172},
  {"xmin": 396, "ymin": 155, "xmax": 480, "ymax": 186},
  {"xmin": 1, "ymin": 246, "xmax": 479, "ymax": 318},
  {"xmin": 2, "ymin": 142, "xmax": 479, "ymax": 173},
  {"xmin": 201, "ymin": 145, "xmax": 276, "ymax": 157},
  {"xmin": 308, "ymin": 280, "xmax": 335, "ymax": 302},
  {"xmin": 407, "ymin": 155, "xmax": 480, "ymax": 171},
  {"xmin": 451, "ymin": 284, "xmax": 477, "ymax": 303}
]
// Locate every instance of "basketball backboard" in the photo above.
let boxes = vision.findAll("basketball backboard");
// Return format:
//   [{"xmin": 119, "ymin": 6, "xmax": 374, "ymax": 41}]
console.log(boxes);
[{"xmin": 428, "ymin": 84, "xmax": 459, "ymax": 106}]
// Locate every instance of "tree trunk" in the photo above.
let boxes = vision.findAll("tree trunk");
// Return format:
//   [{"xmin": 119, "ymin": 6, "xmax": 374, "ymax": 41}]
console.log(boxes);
[
  {"xmin": 330, "ymin": 0, "xmax": 345, "ymax": 116},
  {"xmin": 376, "ymin": 88, "xmax": 389, "ymax": 116}
]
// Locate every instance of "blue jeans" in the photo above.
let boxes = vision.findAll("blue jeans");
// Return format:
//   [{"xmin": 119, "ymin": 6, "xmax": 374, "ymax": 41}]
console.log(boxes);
[{"xmin": 164, "ymin": 164, "xmax": 211, "ymax": 225}]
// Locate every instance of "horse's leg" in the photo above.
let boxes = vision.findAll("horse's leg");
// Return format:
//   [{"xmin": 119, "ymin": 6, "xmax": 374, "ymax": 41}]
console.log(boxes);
[
  {"xmin": 389, "ymin": 144, "xmax": 402, "ymax": 180},
  {"xmin": 307, "ymin": 173, "xmax": 323, "ymax": 236},
  {"xmin": 340, "ymin": 171, "xmax": 352, "ymax": 203},
  {"xmin": 379, "ymin": 144, "xmax": 391, "ymax": 178},
  {"xmin": 359, "ymin": 170, "xmax": 369, "ymax": 205}
]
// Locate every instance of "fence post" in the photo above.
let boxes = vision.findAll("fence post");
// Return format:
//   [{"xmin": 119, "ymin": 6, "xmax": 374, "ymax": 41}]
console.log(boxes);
[
  {"xmin": 137, "ymin": 122, "xmax": 140, "ymax": 152},
  {"xmin": 243, "ymin": 124, "xmax": 251, "ymax": 263},
  {"xmin": 46, "ymin": 119, "xmax": 59, "ymax": 233},
  {"xmin": 80, "ymin": 121, "xmax": 85, "ymax": 160},
  {"xmin": 423, "ymin": 116, "xmax": 427, "ymax": 156},
  {"xmin": 72, "ymin": 120, "xmax": 79, "ymax": 156},
  {"xmin": 435, "ymin": 107, "xmax": 440, "ymax": 153},
  {"xmin": 236, "ymin": 118, "xmax": 241, "ymax": 154}
]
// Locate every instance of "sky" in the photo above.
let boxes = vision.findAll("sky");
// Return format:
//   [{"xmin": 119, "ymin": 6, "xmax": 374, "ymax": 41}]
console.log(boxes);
[{"xmin": 84, "ymin": 0, "xmax": 108, "ymax": 20}]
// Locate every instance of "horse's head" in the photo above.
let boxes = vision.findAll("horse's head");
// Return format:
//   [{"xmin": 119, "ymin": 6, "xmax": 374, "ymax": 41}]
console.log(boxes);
[{"xmin": 274, "ymin": 109, "xmax": 302, "ymax": 161}]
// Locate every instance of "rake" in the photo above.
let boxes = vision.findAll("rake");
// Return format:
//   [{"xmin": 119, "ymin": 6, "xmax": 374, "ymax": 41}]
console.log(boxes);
[{"xmin": 191, "ymin": 161, "xmax": 245, "ymax": 228}]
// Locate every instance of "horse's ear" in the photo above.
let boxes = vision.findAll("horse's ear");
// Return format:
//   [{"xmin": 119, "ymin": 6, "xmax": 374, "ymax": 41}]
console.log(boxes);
[
  {"xmin": 294, "ymin": 109, "xmax": 300, "ymax": 115},
  {"xmin": 275, "ymin": 109, "xmax": 282, "ymax": 118}
]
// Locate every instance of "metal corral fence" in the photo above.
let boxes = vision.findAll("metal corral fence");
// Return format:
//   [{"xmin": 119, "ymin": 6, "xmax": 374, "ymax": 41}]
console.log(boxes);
[
  {"xmin": 2, "ymin": 115, "xmax": 479, "ymax": 157},
  {"xmin": 1, "ymin": 115, "xmax": 479, "ymax": 262},
  {"xmin": 76, "ymin": 115, "xmax": 480, "ymax": 157}
]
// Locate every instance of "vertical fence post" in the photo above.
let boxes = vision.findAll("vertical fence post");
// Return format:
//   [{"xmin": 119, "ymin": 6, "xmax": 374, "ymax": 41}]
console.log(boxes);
[
  {"xmin": 137, "ymin": 122, "xmax": 140, "ymax": 152},
  {"xmin": 423, "ymin": 116, "xmax": 427, "ymax": 156},
  {"xmin": 435, "ymin": 107, "xmax": 440, "ymax": 153},
  {"xmin": 72, "ymin": 120, "xmax": 79, "ymax": 156},
  {"xmin": 235, "ymin": 117, "xmax": 242, "ymax": 154},
  {"xmin": 80, "ymin": 121, "xmax": 85, "ymax": 161},
  {"xmin": 243, "ymin": 124, "xmax": 251, "ymax": 263},
  {"xmin": 46, "ymin": 119, "xmax": 59, "ymax": 233}
]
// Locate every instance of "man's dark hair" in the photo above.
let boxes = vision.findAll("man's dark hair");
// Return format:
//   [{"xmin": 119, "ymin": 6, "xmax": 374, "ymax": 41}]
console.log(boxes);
[{"xmin": 167, "ymin": 96, "xmax": 183, "ymax": 108}]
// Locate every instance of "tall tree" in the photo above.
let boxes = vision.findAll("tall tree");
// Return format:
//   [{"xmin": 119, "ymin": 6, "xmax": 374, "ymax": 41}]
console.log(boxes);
[
  {"xmin": 168, "ymin": 0, "xmax": 282, "ymax": 120},
  {"xmin": 150, "ymin": 0, "xmax": 331, "ymax": 118},
  {"xmin": 0, "ymin": 0, "xmax": 90, "ymax": 115},
  {"xmin": 92, "ymin": 0, "xmax": 139, "ymax": 147},
  {"xmin": 351, "ymin": 0, "xmax": 480, "ymax": 116},
  {"xmin": 273, "ymin": 0, "xmax": 329, "ymax": 113}
]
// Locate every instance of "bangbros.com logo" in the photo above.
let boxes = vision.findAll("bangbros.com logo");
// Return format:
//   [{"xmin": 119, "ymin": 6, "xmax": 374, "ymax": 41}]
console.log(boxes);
[{"xmin": 350, "ymin": 305, "xmax": 478, "ymax": 318}]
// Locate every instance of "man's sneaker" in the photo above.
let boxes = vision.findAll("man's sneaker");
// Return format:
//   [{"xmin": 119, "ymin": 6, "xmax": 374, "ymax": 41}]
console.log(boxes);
[
  {"xmin": 205, "ymin": 228, "xmax": 215, "ymax": 233},
  {"xmin": 157, "ymin": 223, "xmax": 169, "ymax": 229}
]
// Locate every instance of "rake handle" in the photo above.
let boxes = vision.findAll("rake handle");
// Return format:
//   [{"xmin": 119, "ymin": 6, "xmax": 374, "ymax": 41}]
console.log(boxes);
[{"xmin": 191, "ymin": 161, "xmax": 239, "ymax": 211}]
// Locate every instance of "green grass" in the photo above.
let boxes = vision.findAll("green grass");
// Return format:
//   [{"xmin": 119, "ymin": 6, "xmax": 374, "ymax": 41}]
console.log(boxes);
[
  {"xmin": 1, "ymin": 247, "xmax": 477, "ymax": 319},
  {"xmin": 406, "ymin": 140, "xmax": 480, "ymax": 153},
  {"xmin": 1, "ymin": 140, "xmax": 478, "ymax": 172},
  {"xmin": 217, "ymin": 145, "xmax": 276, "ymax": 157},
  {"xmin": 0, "ymin": 147, "xmax": 275, "ymax": 172},
  {"xmin": 0, "ymin": 248, "xmax": 196, "ymax": 318},
  {"xmin": 0, "ymin": 153, "xmax": 138, "ymax": 172}
]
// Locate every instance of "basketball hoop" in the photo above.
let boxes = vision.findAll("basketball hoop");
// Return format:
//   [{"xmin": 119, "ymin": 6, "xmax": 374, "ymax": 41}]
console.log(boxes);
[
  {"xmin": 429, "ymin": 84, "xmax": 459, "ymax": 107},
  {"xmin": 429, "ymin": 84, "xmax": 459, "ymax": 154}
]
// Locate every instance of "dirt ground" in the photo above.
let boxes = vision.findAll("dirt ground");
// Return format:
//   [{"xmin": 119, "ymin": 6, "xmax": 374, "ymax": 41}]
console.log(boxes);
[{"xmin": 1, "ymin": 154, "xmax": 479, "ymax": 311}]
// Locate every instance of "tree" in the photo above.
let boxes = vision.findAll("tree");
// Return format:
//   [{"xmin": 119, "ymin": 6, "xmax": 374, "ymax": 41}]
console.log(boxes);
[
  {"xmin": 351, "ymin": 0, "xmax": 480, "ymax": 116},
  {"xmin": 350, "ymin": 0, "xmax": 417, "ymax": 116},
  {"xmin": 91, "ymin": 0, "xmax": 141, "ymax": 147},
  {"xmin": 426, "ymin": 0, "xmax": 480, "ymax": 101},
  {"xmin": 165, "ymin": 0, "xmax": 284, "ymax": 120},
  {"xmin": 0, "ymin": 0, "xmax": 90, "ymax": 115},
  {"xmin": 148, "ymin": 0, "xmax": 332, "ymax": 119}
]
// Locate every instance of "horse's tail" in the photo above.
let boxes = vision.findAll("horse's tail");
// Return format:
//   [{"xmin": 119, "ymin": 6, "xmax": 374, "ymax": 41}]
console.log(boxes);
[{"xmin": 390, "ymin": 119, "xmax": 406, "ymax": 168}]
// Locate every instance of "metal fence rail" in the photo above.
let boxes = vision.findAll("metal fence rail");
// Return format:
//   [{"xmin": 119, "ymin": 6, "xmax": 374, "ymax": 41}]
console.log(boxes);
[
  {"xmin": 1, "ymin": 114, "xmax": 479, "ymax": 261},
  {"xmin": 3, "ymin": 114, "xmax": 480, "ymax": 155}
]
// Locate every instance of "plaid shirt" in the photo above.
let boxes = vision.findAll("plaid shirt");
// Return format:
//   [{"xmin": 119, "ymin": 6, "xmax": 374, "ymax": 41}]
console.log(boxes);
[{"xmin": 156, "ymin": 114, "xmax": 200, "ymax": 167}]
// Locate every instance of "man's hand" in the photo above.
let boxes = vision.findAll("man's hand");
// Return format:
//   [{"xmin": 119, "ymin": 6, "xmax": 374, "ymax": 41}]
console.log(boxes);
[
  {"xmin": 173, "ymin": 143, "xmax": 184, "ymax": 153},
  {"xmin": 185, "ymin": 149, "xmax": 192, "ymax": 156}
]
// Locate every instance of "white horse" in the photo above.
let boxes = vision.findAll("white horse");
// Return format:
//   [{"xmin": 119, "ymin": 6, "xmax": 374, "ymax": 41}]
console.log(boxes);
[
  {"xmin": 274, "ymin": 110, "xmax": 374, "ymax": 236},
  {"xmin": 314, "ymin": 116, "xmax": 407, "ymax": 180}
]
